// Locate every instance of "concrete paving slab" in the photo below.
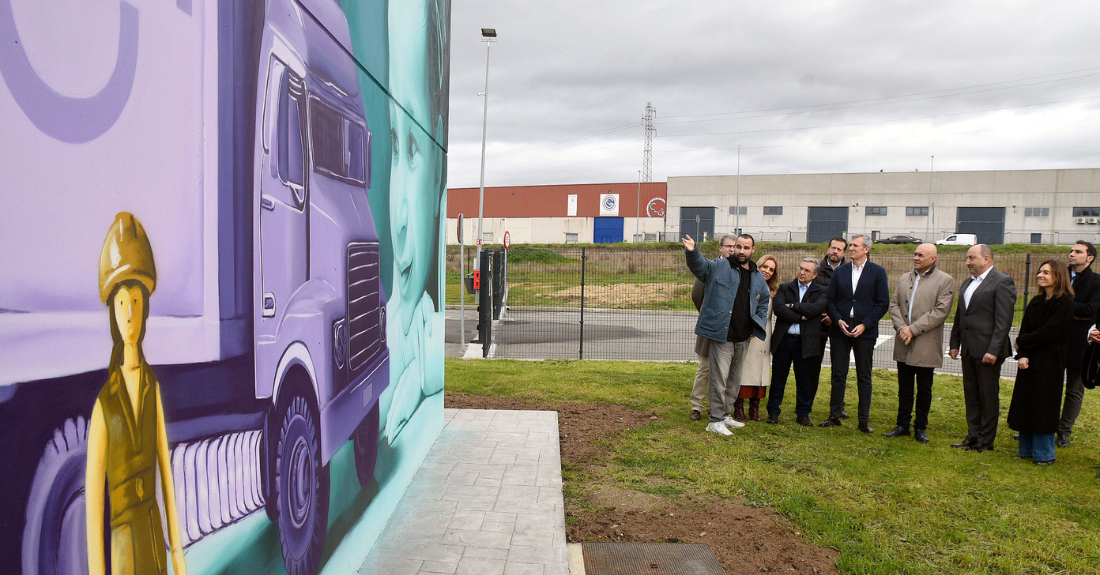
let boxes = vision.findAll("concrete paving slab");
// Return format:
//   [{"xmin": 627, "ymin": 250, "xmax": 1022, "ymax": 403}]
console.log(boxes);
[{"xmin": 361, "ymin": 409, "xmax": 568, "ymax": 575}]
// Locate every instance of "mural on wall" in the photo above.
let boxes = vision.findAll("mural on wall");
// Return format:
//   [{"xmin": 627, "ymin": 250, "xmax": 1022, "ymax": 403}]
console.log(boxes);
[{"xmin": 0, "ymin": 0, "xmax": 448, "ymax": 573}]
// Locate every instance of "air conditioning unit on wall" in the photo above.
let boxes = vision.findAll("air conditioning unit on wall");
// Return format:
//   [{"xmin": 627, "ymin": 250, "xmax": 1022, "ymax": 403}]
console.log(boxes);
[
  {"xmin": 1077, "ymin": 217, "xmax": 1088, "ymax": 224},
  {"xmin": 1090, "ymin": 218, "xmax": 1099, "ymax": 225}
]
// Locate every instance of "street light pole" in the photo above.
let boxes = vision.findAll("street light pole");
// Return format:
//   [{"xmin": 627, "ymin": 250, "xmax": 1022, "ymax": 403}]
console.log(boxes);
[
  {"xmin": 736, "ymin": 145, "xmax": 741, "ymax": 234},
  {"xmin": 476, "ymin": 28, "xmax": 496, "ymax": 269},
  {"xmin": 636, "ymin": 170, "xmax": 641, "ymax": 241},
  {"xmin": 926, "ymin": 155, "xmax": 934, "ymax": 241}
]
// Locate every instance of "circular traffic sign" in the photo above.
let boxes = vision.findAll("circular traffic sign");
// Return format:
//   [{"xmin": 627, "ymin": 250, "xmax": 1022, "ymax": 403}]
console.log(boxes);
[{"xmin": 503, "ymin": 231, "xmax": 511, "ymax": 249}]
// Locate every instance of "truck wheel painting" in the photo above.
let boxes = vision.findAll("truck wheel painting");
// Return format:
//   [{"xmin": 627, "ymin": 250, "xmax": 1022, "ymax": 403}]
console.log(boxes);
[{"xmin": 0, "ymin": 0, "xmax": 449, "ymax": 573}]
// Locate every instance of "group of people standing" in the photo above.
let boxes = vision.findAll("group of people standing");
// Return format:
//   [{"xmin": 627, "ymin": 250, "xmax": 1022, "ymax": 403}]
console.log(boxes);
[{"xmin": 683, "ymin": 234, "xmax": 1100, "ymax": 466}]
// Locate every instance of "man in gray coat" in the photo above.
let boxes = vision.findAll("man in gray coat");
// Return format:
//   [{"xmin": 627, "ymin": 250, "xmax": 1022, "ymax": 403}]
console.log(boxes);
[
  {"xmin": 885, "ymin": 244, "xmax": 955, "ymax": 443},
  {"xmin": 949, "ymin": 244, "xmax": 1017, "ymax": 452},
  {"xmin": 684, "ymin": 233, "xmax": 770, "ymax": 436}
]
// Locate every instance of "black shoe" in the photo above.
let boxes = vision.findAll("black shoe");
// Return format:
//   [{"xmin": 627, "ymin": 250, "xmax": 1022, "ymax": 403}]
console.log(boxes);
[
  {"xmin": 796, "ymin": 417, "xmax": 813, "ymax": 427},
  {"xmin": 858, "ymin": 421, "xmax": 873, "ymax": 434},
  {"xmin": 883, "ymin": 426, "xmax": 910, "ymax": 438},
  {"xmin": 818, "ymin": 417, "xmax": 842, "ymax": 428},
  {"xmin": 951, "ymin": 439, "xmax": 975, "ymax": 449},
  {"xmin": 1035, "ymin": 459, "xmax": 1055, "ymax": 466},
  {"xmin": 968, "ymin": 444, "xmax": 994, "ymax": 453},
  {"xmin": 839, "ymin": 411, "xmax": 850, "ymax": 419},
  {"xmin": 1056, "ymin": 432, "xmax": 1071, "ymax": 447},
  {"xmin": 766, "ymin": 413, "xmax": 779, "ymax": 424},
  {"xmin": 914, "ymin": 429, "xmax": 930, "ymax": 443},
  {"xmin": 1011, "ymin": 434, "xmax": 1020, "ymax": 441},
  {"xmin": 690, "ymin": 410, "xmax": 701, "ymax": 421}
]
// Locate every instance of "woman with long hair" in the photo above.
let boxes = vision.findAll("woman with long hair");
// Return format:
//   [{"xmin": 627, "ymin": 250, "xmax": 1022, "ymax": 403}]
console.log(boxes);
[
  {"xmin": 737, "ymin": 254, "xmax": 780, "ymax": 421},
  {"xmin": 86, "ymin": 214, "xmax": 186, "ymax": 575},
  {"xmin": 1008, "ymin": 259, "xmax": 1075, "ymax": 466}
]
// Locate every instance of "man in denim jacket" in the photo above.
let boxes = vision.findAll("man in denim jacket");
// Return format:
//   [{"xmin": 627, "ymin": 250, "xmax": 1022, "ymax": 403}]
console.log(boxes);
[{"xmin": 684, "ymin": 233, "xmax": 770, "ymax": 435}]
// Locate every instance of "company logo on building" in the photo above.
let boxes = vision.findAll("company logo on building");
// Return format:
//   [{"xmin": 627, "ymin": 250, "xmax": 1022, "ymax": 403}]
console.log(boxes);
[
  {"xmin": 599, "ymin": 193, "xmax": 619, "ymax": 216},
  {"xmin": 646, "ymin": 197, "xmax": 666, "ymax": 218}
]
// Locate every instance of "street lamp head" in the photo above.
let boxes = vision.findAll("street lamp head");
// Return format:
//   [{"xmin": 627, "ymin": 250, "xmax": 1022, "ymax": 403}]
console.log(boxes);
[{"xmin": 481, "ymin": 28, "xmax": 497, "ymax": 38}]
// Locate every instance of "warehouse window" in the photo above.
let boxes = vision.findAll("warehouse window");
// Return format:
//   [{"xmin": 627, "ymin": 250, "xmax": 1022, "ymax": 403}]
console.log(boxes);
[
  {"xmin": 1073, "ymin": 207, "xmax": 1100, "ymax": 217},
  {"xmin": 865, "ymin": 206, "xmax": 888, "ymax": 216},
  {"xmin": 1031, "ymin": 233, "xmax": 1043, "ymax": 244},
  {"xmin": 763, "ymin": 206, "xmax": 783, "ymax": 215},
  {"xmin": 565, "ymin": 233, "xmax": 578, "ymax": 244},
  {"xmin": 1025, "ymin": 207, "xmax": 1050, "ymax": 217},
  {"xmin": 482, "ymin": 232, "xmax": 494, "ymax": 242},
  {"xmin": 905, "ymin": 206, "xmax": 929, "ymax": 216},
  {"xmin": 728, "ymin": 206, "xmax": 747, "ymax": 215}
]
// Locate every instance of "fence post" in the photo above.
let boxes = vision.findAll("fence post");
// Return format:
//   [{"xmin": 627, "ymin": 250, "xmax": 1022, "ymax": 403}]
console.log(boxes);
[
  {"xmin": 579, "ymin": 247, "xmax": 586, "ymax": 360},
  {"xmin": 479, "ymin": 249, "xmax": 492, "ymax": 357},
  {"xmin": 1023, "ymin": 253, "xmax": 1031, "ymax": 309}
]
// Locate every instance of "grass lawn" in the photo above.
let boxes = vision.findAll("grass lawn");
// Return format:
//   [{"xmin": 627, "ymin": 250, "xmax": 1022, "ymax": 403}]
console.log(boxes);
[{"xmin": 446, "ymin": 358, "xmax": 1100, "ymax": 574}]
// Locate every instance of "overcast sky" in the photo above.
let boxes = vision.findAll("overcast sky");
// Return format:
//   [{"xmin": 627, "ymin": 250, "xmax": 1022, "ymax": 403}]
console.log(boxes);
[{"xmin": 444, "ymin": 0, "xmax": 1100, "ymax": 189}]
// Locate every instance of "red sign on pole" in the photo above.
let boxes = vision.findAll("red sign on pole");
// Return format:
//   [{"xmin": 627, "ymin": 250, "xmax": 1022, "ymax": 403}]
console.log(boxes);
[{"xmin": 503, "ymin": 231, "xmax": 511, "ymax": 249}]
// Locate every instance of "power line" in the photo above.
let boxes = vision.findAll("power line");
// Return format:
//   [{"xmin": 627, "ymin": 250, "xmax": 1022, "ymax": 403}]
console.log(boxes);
[
  {"xmin": 658, "ymin": 94, "xmax": 1100, "ymax": 139},
  {"xmin": 658, "ymin": 67, "xmax": 1100, "ymax": 123}
]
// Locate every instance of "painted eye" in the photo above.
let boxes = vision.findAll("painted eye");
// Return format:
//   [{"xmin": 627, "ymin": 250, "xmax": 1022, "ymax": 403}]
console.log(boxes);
[
  {"xmin": 390, "ymin": 128, "xmax": 399, "ymax": 165},
  {"xmin": 407, "ymin": 133, "xmax": 419, "ymax": 165}
]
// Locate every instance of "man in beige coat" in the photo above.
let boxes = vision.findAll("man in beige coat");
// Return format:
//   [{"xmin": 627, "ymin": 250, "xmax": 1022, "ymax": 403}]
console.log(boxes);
[{"xmin": 885, "ymin": 244, "xmax": 956, "ymax": 443}]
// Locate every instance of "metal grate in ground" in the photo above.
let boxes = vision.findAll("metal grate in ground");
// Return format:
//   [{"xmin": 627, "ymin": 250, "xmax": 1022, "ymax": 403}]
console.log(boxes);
[{"xmin": 581, "ymin": 542, "xmax": 726, "ymax": 575}]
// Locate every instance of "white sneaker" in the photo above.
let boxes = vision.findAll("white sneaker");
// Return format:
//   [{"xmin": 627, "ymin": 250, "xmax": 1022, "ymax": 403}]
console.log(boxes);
[
  {"xmin": 706, "ymin": 422, "xmax": 734, "ymax": 436},
  {"xmin": 722, "ymin": 416, "xmax": 745, "ymax": 429}
]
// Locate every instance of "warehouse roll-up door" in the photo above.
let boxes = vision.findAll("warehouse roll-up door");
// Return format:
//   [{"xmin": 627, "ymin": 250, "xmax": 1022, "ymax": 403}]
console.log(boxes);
[
  {"xmin": 807, "ymin": 207, "xmax": 849, "ymax": 243},
  {"xmin": 679, "ymin": 207, "xmax": 715, "ymax": 242},
  {"xmin": 956, "ymin": 207, "xmax": 1005, "ymax": 245},
  {"xmin": 594, "ymin": 217, "xmax": 624, "ymax": 243}
]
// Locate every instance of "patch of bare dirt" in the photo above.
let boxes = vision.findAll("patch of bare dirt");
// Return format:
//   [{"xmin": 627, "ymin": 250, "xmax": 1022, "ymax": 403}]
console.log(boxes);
[
  {"xmin": 541, "ymin": 283, "xmax": 685, "ymax": 307},
  {"xmin": 445, "ymin": 392, "xmax": 839, "ymax": 575}
]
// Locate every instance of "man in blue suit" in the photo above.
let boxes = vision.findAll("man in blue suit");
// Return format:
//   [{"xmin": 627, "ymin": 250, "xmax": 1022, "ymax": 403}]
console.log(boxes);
[{"xmin": 821, "ymin": 234, "xmax": 890, "ymax": 433}]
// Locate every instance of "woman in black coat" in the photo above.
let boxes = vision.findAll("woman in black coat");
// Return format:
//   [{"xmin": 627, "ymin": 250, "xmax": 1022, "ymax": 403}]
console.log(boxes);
[{"xmin": 1008, "ymin": 259, "xmax": 1075, "ymax": 465}]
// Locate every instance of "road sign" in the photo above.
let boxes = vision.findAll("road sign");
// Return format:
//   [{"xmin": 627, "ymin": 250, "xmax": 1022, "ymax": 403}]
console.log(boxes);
[
  {"xmin": 477, "ymin": 238, "xmax": 482, "ymax": 247},
  {"xmin": 503, "ymin": 231, "xmax": 511, "ymax": 249}
]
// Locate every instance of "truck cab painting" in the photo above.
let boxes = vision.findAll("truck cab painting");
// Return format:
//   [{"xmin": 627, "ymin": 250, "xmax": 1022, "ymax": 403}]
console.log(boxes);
[
  {"xmin": 0, "ymin": 0, "xmax": 438, "ymax": 573},
  {"xmin": 253, "ymin": 1, "xmax": 388, "ymax": 573}
]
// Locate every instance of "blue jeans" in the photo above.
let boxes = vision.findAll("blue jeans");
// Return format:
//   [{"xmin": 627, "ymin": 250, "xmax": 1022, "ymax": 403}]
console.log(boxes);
[{"xmin": 1018, "ymin": 432, "xmax": 1056, "ymax": 462}]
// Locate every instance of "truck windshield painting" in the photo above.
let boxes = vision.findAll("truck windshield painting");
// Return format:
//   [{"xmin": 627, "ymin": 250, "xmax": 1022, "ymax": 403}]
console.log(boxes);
[{"xmin": 0, "ymin": 0, "xmax": 450, "ymax": 574}]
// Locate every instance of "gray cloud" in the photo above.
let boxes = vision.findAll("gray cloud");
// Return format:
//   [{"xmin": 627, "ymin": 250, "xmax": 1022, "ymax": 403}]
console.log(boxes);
[{"xmin": 447, "ymin": 0, "xmax": 1100, "ymax": 188}]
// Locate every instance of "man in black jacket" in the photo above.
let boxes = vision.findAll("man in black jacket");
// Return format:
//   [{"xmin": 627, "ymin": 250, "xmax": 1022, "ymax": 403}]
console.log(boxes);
[
  {"xmin": 768, "ymin": 258, "xmax": 827, "ymax": 426},
  {"xmin": 814, "ymin": 237, "xmax": 848, "ymax": 416},
  {"xmin": 1058, "ymin": 241, "xmax": 1100, "ymax": 446}
]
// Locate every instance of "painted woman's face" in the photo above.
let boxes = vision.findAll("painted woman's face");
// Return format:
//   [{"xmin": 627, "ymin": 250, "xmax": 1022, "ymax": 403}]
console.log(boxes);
[{"xmin": 113, "ymin": 284, "xmax": 145, "ymax": 345}]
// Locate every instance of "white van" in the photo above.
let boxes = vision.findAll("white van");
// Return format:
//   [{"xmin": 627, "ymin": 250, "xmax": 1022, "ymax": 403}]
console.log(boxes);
[{"xmin": 935, "ymin": 233, "xmax": 979, "ymax": 246}]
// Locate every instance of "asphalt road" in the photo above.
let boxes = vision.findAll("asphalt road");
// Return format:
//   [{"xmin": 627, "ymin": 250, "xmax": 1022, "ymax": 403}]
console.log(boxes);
[{"xmin": 447, "ymin": 306, "xmax": 1021, "ymax": 379}]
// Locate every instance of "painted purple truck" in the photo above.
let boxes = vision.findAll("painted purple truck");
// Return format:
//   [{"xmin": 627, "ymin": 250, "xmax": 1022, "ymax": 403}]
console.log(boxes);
[{"xmin": 0, "ymin": 1, "xmax": 387, "ymax": 574}]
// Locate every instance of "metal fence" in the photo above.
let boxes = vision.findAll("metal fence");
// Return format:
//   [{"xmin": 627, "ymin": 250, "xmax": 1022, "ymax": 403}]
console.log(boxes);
[{"xmin": 483, "ymin": 246, "xmax": 1047, "ymax": 377}]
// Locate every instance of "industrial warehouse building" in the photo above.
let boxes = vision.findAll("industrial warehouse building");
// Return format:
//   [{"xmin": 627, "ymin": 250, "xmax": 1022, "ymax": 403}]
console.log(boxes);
[
  {"xmin": 447, "ymin": 182, "xmax": 667, "ymax": 244},
  {"xmin": 667, "ymin": 168, "xmax": 1100, "ymax": 245},
  {"xmin": 447, "ymin": 168, "xmax": 1100, "ymax": 246}
]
